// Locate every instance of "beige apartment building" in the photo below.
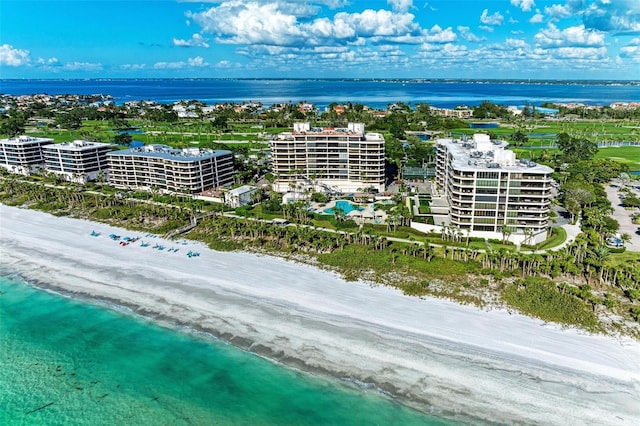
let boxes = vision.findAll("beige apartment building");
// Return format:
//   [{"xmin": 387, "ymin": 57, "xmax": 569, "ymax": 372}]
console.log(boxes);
[
  {"xmin": 0, "ymin": 135, "xmax": 54, "ymax": 175},
  {"xmin": 435, "ymin": 133, "xmax": 554, "ymax": 245},
  {"xmin": 107, "ymin": 144, "xmax": 234, "ymax": 194},
  {"xmin": 271, "ymin": 122, "xmax": 385, "ymax": 194}
]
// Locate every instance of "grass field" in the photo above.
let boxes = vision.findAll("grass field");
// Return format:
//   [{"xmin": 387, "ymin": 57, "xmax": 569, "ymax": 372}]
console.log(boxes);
[
  {"xmin": 450, "ymin": 120, "xmax": 640, "ymax": 143},
  {"xmin": 595, "ymin": 146, "xmax": 640, "ymax": 169},
  {"xmin": 21, "ymin": 116, "xmax": 640, "ymax": 171}
]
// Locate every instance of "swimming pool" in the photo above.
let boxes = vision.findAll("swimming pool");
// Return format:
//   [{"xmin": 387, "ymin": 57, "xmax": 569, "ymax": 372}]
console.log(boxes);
[{"xmin": 323, "ymin": 200, "xmax": 363, "ymax": 215}]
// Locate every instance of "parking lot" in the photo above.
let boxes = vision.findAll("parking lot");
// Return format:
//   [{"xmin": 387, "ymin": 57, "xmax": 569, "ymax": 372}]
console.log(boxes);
[{"xmin": 605, "ymin": 184, "xmax": 640, "ymax": 252}]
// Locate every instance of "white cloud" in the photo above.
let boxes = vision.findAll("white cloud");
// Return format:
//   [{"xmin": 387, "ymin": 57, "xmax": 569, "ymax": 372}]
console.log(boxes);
[
  {"xmin": 169, "ymin": 1, "xmax": 638, "ymax": 77},
  {"xmin": 36, "ymin": 57, "xmax": 59, "ymax": 66},
  {"xmin": 441, "ymin": 43, "xmax": 468, "ymax": 57},
  {"xmin": 173, "ymin": 33, "xmax": 210, "ymax": 48},
  {"xmin": 457, "ymin": 26, "xmax": 483, "ymax": 42},
  {"xmin": 320, "ymin": 0, "xmax": 350, "ymax": 8},
  {"xmin": 506, "ymin": 38, "xmax": 529, "ymax": 49},
  {"xmin": 480, "ymin": 9, "xmax": 504, "ymax": 26},
  {"xmin": 422, "ymin": 25, "xmax": 456, "ymax": 43},
  {"xmin": 326, "ymin": 9, "xmax": 422, "ymax": 38},
  {"xmin": 529, "ymin": 10, "xmax": 544, "ymax": 24},
  {"xmin": 619, "ymin": 37, "xmax": 640, "ymax": 61},
  {"xmin": 215, "ymin": 60, "xmax": 232, "ymax": 68},
  {"xmin": 535, "ymin": 24, "xmax": 605, "ymax": 48},
  {"xmin": 548, "ymin": 46, "xmax": 607, "ymax": 59},
  {"xmin": 418, "ymin": 42, "xmax": 467, "ymax": 60},
  {"xmin": 0, "ymin": 44, "xmax": 30, "ymax": 66},
  {"xmin": 583, "ymin": 0, "xmax": 640, "ymax": 34},
  {"xmin": 544, "ymin": 4, "xmax": 573, "ymax": 21},
  {"xmin": 188, "ymin": 56, "xmax": 208, "ymax": 66},
  {"xmin": 188, "ymin": 2, "xmax": 304, "ymax": 46},
  {"xmin": 121, "ymin": 63, "xmax": 147, "ymax": 71},
  {"xmin": 154, "ymin": 61, "xmax": 186, "ymax": 70},
  {"xmin": 154, "ymin": 56, "xmax": 209, "ymax": 69},
  {"xmin": 510, "ymin": 0, "xmax": 535, "ymax": 12},
  {"xmin": 387, "ymin": 0, "xmax": 413, "ymax": 13},
  {"xmin": 188, "ymin": 1, "xmax": 426, "ymax": 49},
  {"xmin": 628, "ymin": 37, "xmax": 640, "ymax": 45},
  {"xmin": 63, "ymin": 62, "xmax": 103, "ymax": 72},
  {"xmin": 540, "ymin": 0, "xmax": 640, "ymax": 34}
]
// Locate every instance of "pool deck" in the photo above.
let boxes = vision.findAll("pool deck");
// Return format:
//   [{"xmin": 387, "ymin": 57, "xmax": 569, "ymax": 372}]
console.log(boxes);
[{"xmin": 310, "ymin": 200, "xmax": 388, "ymax": 224}]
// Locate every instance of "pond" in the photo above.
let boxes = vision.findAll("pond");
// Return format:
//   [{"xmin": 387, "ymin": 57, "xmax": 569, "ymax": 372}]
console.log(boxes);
[{"xmin": 117, "ymin": 128, "xmax": 146, "ymax": 135}]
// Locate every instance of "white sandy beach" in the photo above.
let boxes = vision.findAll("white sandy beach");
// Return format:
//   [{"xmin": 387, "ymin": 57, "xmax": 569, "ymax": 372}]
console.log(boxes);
[{"xmin": 1, "ymin": 204, "xmax": 639, "ymax": 425}]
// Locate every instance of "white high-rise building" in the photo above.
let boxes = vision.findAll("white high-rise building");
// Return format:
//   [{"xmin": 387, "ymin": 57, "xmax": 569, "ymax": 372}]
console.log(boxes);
[
  {"xmin": 0, "ymin": 135, "xmax": 54, "ymax": 175},
  {"xmin": 107, "ymin": 144, "xmax": 235, "ymax": 194},
  {"xmin": 435, "ymin": 134, "xmax": 554, "ymax": 244},
  {"xmin": 43, "ymin": 140, "xmax": 111, "ymax": 183},
  {"xmin": 271, "ymin": 122, "xmax": 385, "ymax": 194}
]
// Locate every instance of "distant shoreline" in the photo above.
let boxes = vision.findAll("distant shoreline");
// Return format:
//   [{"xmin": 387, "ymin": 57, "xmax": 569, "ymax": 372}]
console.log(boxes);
[
  {"xmin": 2, "ymin": 77, "xmax": 640, "ymax": 84},
  {"xmin": 3, "ymin": 79, "xmax": 638, "ymax": 111}
]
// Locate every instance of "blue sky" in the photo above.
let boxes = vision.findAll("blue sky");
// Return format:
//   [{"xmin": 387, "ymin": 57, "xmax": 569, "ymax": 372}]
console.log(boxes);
[{"xmin": 1, "ymin": 0, "xmax": 639, "ymax": 79}]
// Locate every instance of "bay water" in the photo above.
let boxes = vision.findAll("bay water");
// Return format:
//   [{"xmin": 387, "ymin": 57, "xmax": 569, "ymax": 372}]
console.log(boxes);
[
  {"xmin": 1, "ymin": 78, "xmax": 639, "ymax": 110},
  {"xmin": 0, "ymin": 272, "xmax": 454, "ymax": 425}
]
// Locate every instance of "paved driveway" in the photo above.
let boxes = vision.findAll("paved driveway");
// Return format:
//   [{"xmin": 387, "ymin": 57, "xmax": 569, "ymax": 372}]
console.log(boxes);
[{"xmin": 605, "ymin": 185, "xmax": 640, "ymax": 252}]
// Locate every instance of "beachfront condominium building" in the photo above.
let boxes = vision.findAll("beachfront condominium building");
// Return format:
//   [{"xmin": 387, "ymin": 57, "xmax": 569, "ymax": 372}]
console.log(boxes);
[
  {"xmin": 270, "ymin": 122, "xmax": 385, "ymax": 194},
  {"xmin": 435, "ymin": 134, "xmax": 554, "ymax": 245},
  {"xmin": 42, "ymin": 140, "xmax": 111, "ymax": 183},
  {"xmin": 107, "ymin": 144, "xmax": 235, "ymax": 194},
  {"xmin": 0, "ymin": 135, "xmax": 54, "ymax": 175}
]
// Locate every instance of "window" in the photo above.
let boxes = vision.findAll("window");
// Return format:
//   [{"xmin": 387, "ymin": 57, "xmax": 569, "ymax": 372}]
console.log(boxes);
[{"xmin": 477, "ymin": 171, "xmax": 499, "ymax": 179}]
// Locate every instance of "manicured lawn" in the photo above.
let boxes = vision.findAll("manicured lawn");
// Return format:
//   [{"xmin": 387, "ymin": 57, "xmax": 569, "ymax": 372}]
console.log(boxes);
[
  {"xmin": 596, "ymin": 146, "xmax": 640, "ymax": 169},
  {"xmin": 522, "ymin": 227, "xmax": 567, "ymax": 251},
  {"xmin": 606, "ymin": 251, "xmax": 640, "ymax": 267}
]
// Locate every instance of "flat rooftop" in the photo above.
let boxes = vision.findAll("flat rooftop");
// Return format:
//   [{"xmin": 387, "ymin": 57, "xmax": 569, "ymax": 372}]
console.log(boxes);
[
  {"xmin": 0, "ymin": 135, "xmax": 54, "ymax": 145},
  {"xmin": 437, "ymin": 135, "xmax": 553, "ymax": 174},
  {"xmin": 108, "ymin": 144, "xmax": 232, "ymax": 162},
  {"xmin": 292, "ymin": 127, "xmax": 363, "ymax": 136},
  {"xmin": 44, "ymin": 140, "xmax": 111, "ymax": 151},
  {"xmin": 278, "ymin": 126, "xmax": 384, "ymax": 142}
]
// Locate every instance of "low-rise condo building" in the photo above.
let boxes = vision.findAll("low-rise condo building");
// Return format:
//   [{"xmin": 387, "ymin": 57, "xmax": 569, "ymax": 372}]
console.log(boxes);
[
  {"xmin": 107, "ymin": 144, "xmax": 235, "ymax": 194},
  {"xmin": 42, "ymin": 140, "xmax": 111, "ymax": 183},
  {"xmin": 435, "ymin": 133, "xmax": 553, "ymax": 245},
  {"xmin": 224, "ymin": 185, "xmax": 259, "ymax": 208},
  {"xmin": 0, "ymin": 135, "xmax": 54, "ymax": 175},
  {"xmin": 271, "ymin": 122, "xmax": 385, "ymax": 194}
]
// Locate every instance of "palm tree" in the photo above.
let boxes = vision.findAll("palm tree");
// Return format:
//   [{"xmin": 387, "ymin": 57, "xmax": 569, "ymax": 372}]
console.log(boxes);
[
  {"xmin": 586, "ymin": 245, "xmax": 610, "ymax": 283},
  {"xmin": 620, "ymin": 233, "xmax": 631, "ymax": 247}
]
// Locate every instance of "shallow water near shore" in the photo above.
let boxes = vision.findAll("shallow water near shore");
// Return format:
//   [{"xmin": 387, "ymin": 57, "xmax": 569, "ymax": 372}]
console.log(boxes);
[{"xmin": 0, "ymin": 273, "xmax": 455, "ymax": 425}]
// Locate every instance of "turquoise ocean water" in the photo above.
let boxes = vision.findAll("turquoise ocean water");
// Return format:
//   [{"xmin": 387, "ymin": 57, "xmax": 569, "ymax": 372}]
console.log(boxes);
[{"xmin": 0, "ymin": 273, "xmax": 456, "ymax": 425}]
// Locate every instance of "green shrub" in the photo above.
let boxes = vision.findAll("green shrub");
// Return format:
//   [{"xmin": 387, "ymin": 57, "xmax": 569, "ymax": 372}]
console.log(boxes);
[
  {"xmin": 503, "ymin": 278, "xmax": 598, "ymax": 331},
  {"xmin": 608, "ymin": 247, "xmax": 626, "ymax": 254}
]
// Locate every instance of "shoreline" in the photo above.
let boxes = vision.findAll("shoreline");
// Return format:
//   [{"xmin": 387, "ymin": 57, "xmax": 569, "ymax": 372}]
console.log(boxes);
[{"xmin": 1, "ymin": 204, "xmax": 640, "ymax": 425}]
